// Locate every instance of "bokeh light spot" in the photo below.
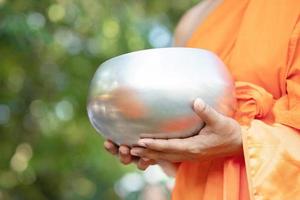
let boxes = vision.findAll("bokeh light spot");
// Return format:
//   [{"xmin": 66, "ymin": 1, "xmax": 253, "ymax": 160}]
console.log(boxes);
[
  {"xmin": 143, "ymin": 165, "xmax": 169, "ymax": 184},
  {"xmin": 54, "ymin": 29, "xmax": 82, "ymax": 54},
  {"xmin": 10, "ymin": 143, "xmax": 33, "ymax": 172},
  {"xmin": 30, "ymin": 99, "xmax": 46, "ymax": 118},
  {"xmin": 48, "ymin": 4, "xmax": 65, "ymax": 22},
  {"xmin": 148, "ymin": 24, "xmax": 172, "ymax": 48},
  {"xmin": 102, "ymin": 19, "xmax": 120, "ymax": 39},
  {"xmin": 74, "ymin": 177, "xmax": 96, "ymax": 198},
  {"xmin": 64, "ymin": 3, "xmax": 80, "ymax": 23},
  {"xmin": 27, "ymin": 12, "xmax": 46, "ymax": 30},
  {"xmin": 55, "ymin": 100, "xmax": 74, "ymax": 121},
  {"xmin": 115, "ymin": 172, "xmax": 145, "ymax": 198},
  {"xmin": 35, "ymin": 108, "xmax": 61, "ymax": 135}
]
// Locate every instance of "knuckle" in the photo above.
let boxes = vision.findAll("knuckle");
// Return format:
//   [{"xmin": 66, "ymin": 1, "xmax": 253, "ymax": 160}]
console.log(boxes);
[{"xmin": 188, "ymin": 144, "xmax": 201, "ymax": 154}]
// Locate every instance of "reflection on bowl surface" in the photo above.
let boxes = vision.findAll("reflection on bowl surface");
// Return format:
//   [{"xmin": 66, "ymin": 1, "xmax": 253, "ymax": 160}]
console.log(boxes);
[{"xmin": 87, "ymin": 48, "xmax": 235, "ymax": 145}]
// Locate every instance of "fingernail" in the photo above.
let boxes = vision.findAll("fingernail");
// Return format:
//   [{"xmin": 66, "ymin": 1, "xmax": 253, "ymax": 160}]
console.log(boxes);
[
  {"xmin": 137, "ymin": 139, "xmax": 152, "ymax": 147},
  {"xmin": 104, "ymin": 142, "xmax": 111, "ymax": 149},
  {"xmin": 194, "ymin": 98, "xmax": 204, "ymax": 110},
  {"xmin": 120, "ymin": 148, "xmax": 129, "ymax": 155},
  {"xmin": 120, "ymin": 149, "xmax": 128, "ymax": 155}
]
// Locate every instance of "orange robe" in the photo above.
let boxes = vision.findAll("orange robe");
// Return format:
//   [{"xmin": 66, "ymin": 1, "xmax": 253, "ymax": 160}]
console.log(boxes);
[{"xmin": 172, "ymin": 0, "xmax": 300, "ymax": 199}]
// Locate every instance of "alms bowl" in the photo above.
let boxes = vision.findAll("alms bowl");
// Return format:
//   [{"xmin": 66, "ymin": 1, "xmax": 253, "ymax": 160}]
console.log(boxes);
[{"xmin": 87, "ymin": 48, "xmax": 235, "ymax": 145}]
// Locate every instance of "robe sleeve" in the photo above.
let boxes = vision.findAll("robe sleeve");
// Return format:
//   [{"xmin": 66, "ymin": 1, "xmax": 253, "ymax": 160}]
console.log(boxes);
[{"xmin": 237, "ymin": 23, "xmax": 300, "ymax": 200}]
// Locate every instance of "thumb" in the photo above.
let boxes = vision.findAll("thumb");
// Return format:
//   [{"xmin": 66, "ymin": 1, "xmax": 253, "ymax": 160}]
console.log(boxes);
[{"xmin": 193, "ymin": 98, "xmax": 222, "ymax": 125}]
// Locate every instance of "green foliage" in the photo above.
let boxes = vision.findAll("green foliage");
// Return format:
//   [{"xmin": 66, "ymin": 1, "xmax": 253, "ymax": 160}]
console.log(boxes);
[{"xmin": 0, "ymin": 0, "xmax": 199, "ymax": 199}]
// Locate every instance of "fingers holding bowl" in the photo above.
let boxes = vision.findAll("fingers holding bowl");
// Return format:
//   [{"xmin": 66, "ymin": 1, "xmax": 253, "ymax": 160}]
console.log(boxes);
[
  {"xmin": 103, "ymin": 140, "xmax": 133, "ymax": 165},
  {"xmin": 104, "ymin": 140, "xmax": 119, "ymax": 155},
  {"xmin": 119, "ymin": 145, "xmax": 133, "ymax": 165},
  {"xmin": 103, "ymin": 139, "xmax": 157, "ymax": 170}
]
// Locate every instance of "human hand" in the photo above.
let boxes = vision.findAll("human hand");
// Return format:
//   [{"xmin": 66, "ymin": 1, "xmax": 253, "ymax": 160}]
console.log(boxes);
[
  {"xmin": 130, "ymin": 98, "xmax": 242, "ymax": 162},
  {"xmin": 103, "ymin": 140, "xmax": 156, "ymax": 170}
]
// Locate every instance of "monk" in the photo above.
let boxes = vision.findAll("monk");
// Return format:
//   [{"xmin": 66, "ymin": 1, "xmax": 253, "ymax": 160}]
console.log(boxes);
[{"xmin": 104, "ymin": 0, "xmax": 300, "ymax": 199}]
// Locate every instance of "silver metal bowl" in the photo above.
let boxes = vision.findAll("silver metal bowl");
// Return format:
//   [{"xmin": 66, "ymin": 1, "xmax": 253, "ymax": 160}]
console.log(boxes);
[{"xmin": 87, "ymin": 48, "xmax": 235, "ymax": 146}]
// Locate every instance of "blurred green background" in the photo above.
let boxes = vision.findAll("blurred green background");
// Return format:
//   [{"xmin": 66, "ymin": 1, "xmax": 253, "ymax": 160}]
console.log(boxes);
[{"xmin": 0, "ymin": 0, "xmax": 199, "ymax": 199}]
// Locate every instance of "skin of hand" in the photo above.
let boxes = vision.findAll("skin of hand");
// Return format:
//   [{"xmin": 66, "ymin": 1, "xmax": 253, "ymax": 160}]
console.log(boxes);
[
  {"xmin": 130, "ymin": 98, "xmax": 243, "ymax": 162},
  {"xmin": 104, "ymin": 140, "xmax": 178, "ymax": 176},
  {"xmin": 103, "ymin": 140, "xmax": 157, "ymax": 170}
]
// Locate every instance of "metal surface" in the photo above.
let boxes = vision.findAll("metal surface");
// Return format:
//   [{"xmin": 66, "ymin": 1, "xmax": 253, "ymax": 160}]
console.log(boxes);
[{"xmin": 87, "ymin": 48, "xmax": 235, "ymax": 146}]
